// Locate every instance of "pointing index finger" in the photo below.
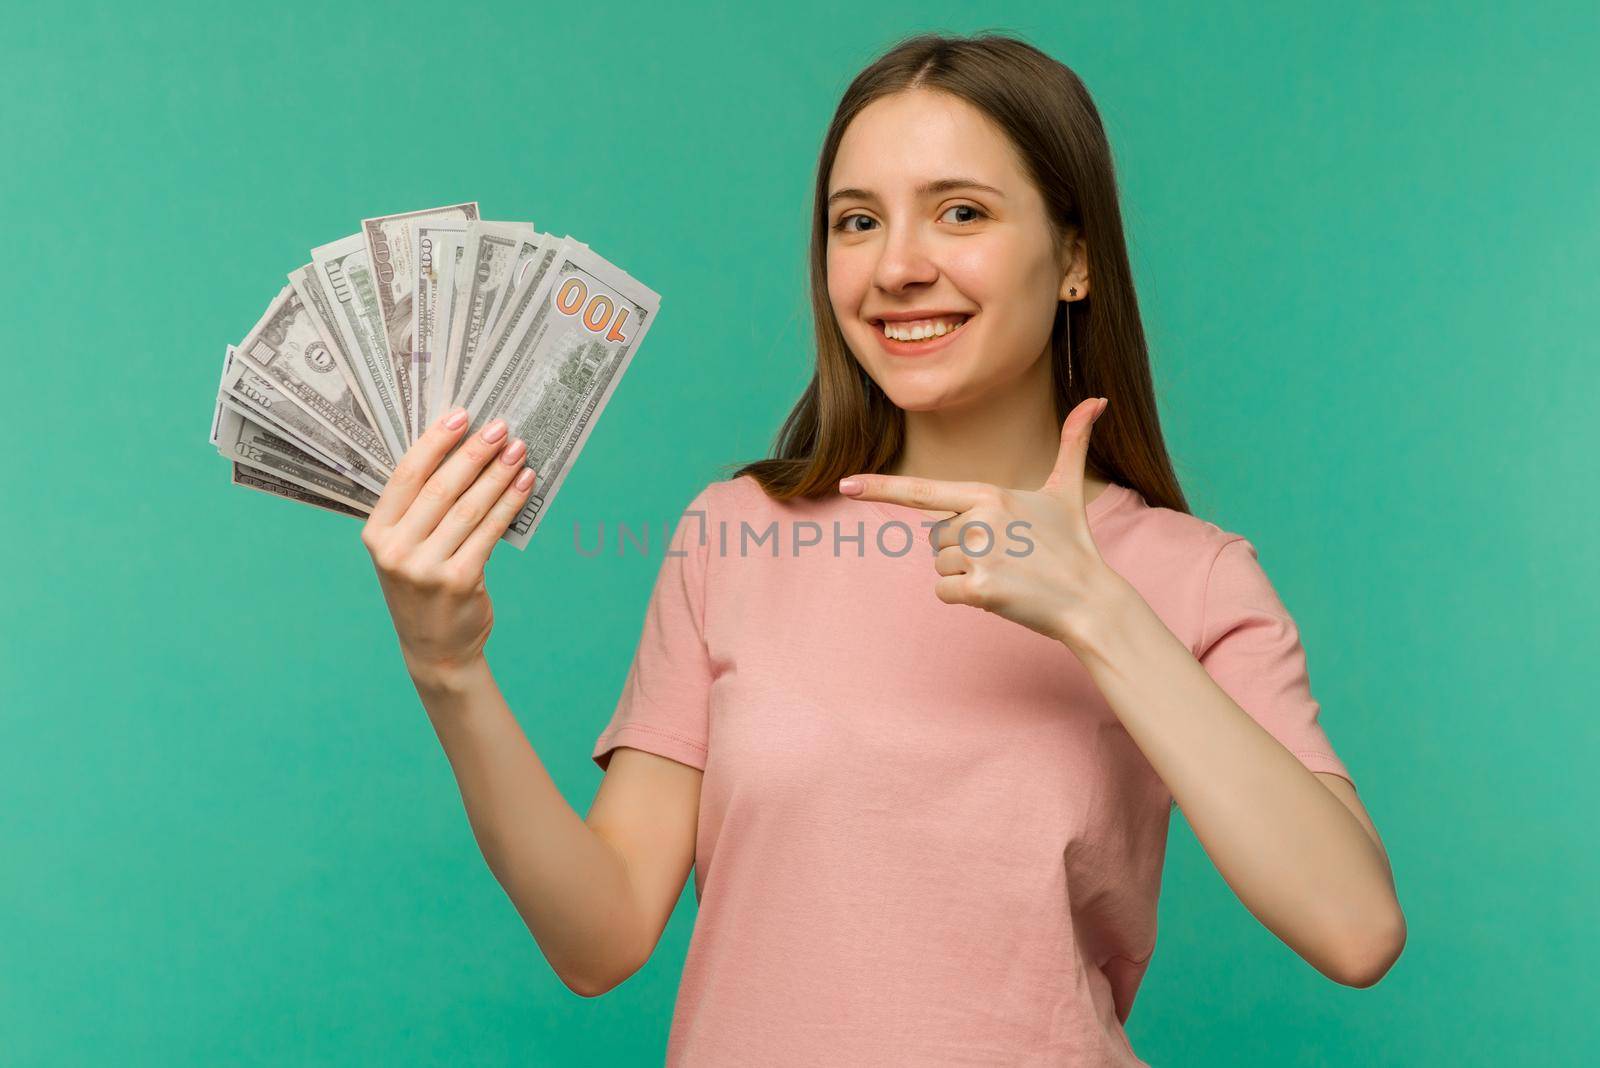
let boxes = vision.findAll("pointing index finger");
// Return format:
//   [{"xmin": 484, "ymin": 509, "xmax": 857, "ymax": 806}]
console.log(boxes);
[{"xmin": 838, "ymin": 473, "xmax": 988, "ymax": 514}]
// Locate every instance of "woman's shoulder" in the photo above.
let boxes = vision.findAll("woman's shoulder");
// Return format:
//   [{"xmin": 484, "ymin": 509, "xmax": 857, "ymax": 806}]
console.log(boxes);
[
  {"xmin": 693, "ymin": 472, "xmax": 824, "ymax": 518},
  {"xmin": 1101, "ymin": 487, "xmax": 1282, "ymax": 650},
  {"xmin": 1107, "ymin": 482, "xmax": 1241, "ymax": 549},
  {"xmin": 1102, "ymin": 482, "xmax": 1249, "ymax": 577},
  {"xmin": 711, "ymin": 472, "xmax": 770, "ymax": 506}
]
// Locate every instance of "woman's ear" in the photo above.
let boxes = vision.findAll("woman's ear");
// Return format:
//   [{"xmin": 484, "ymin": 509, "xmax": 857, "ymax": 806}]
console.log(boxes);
[{"xmin": 1058, "ymin": 234, "xmax": 1090, "ymax": 301}]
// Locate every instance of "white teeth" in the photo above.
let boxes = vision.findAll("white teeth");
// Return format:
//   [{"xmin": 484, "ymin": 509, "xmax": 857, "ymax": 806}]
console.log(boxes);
[{"xmin": 880, "ymin": 315, "xmax": 969, "ymax": 341}]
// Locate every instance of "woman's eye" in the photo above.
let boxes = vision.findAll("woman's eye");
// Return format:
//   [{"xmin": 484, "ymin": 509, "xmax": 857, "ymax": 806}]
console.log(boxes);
[
  {"xmin": 831, "ymin": 205, "xmax": 986, "ymax": 233},
  {"xmin": 941, "ymin": 204, "xmax": 986, "ymax": 224}
]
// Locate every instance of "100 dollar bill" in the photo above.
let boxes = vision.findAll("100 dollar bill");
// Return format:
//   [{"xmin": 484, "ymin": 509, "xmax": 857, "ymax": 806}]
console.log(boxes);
[
  {"xmin": 362, "ymin": 202, "xmax": 479, "ymax": 441},
  {"xmin": 288, "ymin": 263, "xmax": 387, "ymax": 455},
  {"xmin": 441, "ymin": 221, "xmax": 541, "ymax": 413},
  {"xmin": 461, "ymin": 240, "xmax": 661, "ymax": 549},
  {"xmin": 219, "ymin": 334, "xmax": 389, "ymax": 495},
  {"xmin": 411, "ymin": 220, "xmax": 468, "ymax": 440},
  {"xmin": 235, "ymin": 284, "xmax": 397, "ymax": 476},
  {"xmin": 215, "ymin": 404, "xmax": 379, "ymax": 513},
  {"xmin": 311, "ymin": 233, "xmax": 409, "ymax": 461},
  {"xmin": 232, "ymin": 462, "xmax": 368, "ymax": 519}
]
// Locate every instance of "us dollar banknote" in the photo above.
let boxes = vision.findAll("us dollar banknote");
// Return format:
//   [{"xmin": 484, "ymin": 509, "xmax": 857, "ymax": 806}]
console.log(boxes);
[
  {"xmin": 233, "ymin": 286, "xmax": 397, "ymax": 480},
  {"xmin": 426, "ymin": 233, "xmax": 468, "ymax": 425},
  {"xmin": 441, "ymin": 221, "xmax": 542, "ymax": 410},
  {"xmin": 489, "ymin": 229, "xmax": 556, "ymax": 330},
  {"xmin": 362, "ymin": 202, "xmax": 479, "ymax": 440},
  {"xmin": 215, "ymin": 404, "xmax": 379, "ymax": 513},
  {"xmin": 232, "ymin": 462, "xmax": 368, "ymax": 519},
  {"xmin": 461, "ymin": 232, "xmax": 562, "ymax": 406},
  {"xmin": 461, "ymin": 239, "xmax": 662, "ymax": 549},
  {"xmin": 411, "ymin": 220, "xmax": 468, "ymax": 440},
  {"xmin": 310, "ymin": 233, "xmax": 409, "ymax": 460},
  {"xmin": 216, "ymin": 345, "xmax": 388, "ymax": 495},
  {"xmin": 216, "ymin": 206, "xmax": 662, "ymax": 555},
  {"xmin": 288, "ymin": 263, "xmax": 385, "ymax": 447}
]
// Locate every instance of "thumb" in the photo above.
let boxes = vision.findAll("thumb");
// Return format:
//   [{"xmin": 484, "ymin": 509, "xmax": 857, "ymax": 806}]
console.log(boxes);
[{"xmin": 1040, "ymin": 397, "xmax": 1108, "ymax": 503}]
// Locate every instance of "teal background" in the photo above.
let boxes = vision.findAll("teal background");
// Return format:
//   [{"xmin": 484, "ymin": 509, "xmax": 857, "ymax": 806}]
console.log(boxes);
[{"xmin": 3, "ymin": 0, "xmax": 1594, "ymax": 1063}]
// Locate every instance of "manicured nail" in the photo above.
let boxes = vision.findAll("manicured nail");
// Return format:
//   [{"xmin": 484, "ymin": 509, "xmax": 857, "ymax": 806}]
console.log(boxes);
[
  {"xmin": 443, "ymin": 407, "xmax": 468, "ymax": 430},
  {"xmin": 514, "ymin": 468, "xmax": 536, "ymax": 491},
  {"xmin": 500, "ymin": 438, "xmax": 527, "ymax": 465},
  {"xmin": 839, "ymin": 478, "xmax": 862, "ymax": 495},
  {"xmin": 481, "ymin": 418, "xmax": 507, "ymax": 444}
]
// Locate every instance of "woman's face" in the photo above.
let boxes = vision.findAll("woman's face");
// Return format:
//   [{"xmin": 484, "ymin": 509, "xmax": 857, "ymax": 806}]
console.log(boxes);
[{"xmin": 826, "ymin": 88, "xmax": 1083, "ymax": 413}]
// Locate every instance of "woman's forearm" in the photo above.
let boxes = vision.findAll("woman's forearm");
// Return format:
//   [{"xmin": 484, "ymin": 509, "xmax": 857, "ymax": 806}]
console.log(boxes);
[
  {"xmin": 1067, "ymin": 574, "xmax": 1405, "ymax": 985},
  {"xmin": 411, "ymin": 655, "xmax": 640, "ymax": 996}
]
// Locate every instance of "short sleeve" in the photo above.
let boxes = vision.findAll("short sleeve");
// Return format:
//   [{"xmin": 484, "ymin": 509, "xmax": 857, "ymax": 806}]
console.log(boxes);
[
  {"xmin": 1195, "ymin": 536, "xmax": 1353, "ymax": 785},
  {"xmin": 591, "ymin": 484, "xmax": 716, "ymax": 773}
]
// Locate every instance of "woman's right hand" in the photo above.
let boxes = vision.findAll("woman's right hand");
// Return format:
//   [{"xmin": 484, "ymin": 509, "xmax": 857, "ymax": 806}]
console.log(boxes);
[{"xmin": 360, "ymin": 407, "xmax": 537, "ymax": 683}]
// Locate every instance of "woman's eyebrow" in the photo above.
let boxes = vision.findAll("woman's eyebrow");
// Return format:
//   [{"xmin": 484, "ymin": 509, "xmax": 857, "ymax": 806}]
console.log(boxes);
[{"xmin": 827, "ymin": 178, "xmax": 1006, "ymax": 205}]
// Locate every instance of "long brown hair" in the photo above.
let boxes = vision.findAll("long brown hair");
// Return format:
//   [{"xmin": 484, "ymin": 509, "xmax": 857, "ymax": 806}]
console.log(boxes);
[{"xmin": 728, "ymin": 31, "xmax": 1190, "ymax": 515}]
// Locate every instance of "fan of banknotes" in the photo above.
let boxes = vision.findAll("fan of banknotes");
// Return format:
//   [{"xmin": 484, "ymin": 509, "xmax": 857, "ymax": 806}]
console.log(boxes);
[{"xmin": 207, "ymin": 201, "xmax": 661, "ymax": 550}]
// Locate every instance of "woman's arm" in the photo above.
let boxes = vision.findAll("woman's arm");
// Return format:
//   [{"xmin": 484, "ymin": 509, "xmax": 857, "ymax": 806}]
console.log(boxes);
[
  {"xmin": 412, "ymin": 657, "xmax": 647, "ymax": 996},
  {"xmin": 1069, "ymin": 576, "xmax": 1406, "ymax": 987},
  {"xmin": 360, "ymin": 410, "xmax": 650, "ymax": 997},
  {"xmin": 838, "ymin": 399, "xmax": 1405, "ymax": 984}
]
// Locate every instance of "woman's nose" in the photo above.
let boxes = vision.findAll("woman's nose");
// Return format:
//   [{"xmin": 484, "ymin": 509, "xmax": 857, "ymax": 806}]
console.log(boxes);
[{"xmin": 872, "ymin": 227, "xmax": 939, "ymax": 292}]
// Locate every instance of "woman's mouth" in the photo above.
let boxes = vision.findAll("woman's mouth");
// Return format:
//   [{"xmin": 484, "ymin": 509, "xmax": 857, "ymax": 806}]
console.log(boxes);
[
  {"xmin": 875, "ymin": 313, "xmax": 971, "ymax": 341},
  {"xmin": 871, "ymin": 313, "xmax": 974, "ymax": 356}
]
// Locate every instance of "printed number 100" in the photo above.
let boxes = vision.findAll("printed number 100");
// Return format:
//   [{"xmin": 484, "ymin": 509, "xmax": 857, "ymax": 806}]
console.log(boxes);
[{"xmin": 556, "ymin": 277, "xmax": 634, "ymax": 343}]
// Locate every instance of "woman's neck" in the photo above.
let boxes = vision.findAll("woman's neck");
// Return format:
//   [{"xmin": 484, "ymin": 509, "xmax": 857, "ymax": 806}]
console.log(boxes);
[{"xmin": 885, "ymin": 355, "xmax": 1110, "ymax": 503}]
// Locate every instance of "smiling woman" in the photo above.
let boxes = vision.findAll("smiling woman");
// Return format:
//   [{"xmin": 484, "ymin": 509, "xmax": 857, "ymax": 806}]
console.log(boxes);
[
  {"xmin": 825, "ymin": 98, "xmax": 1091, "ymax": 423},
  {"xmin": 734, "ymin": 33, "xmax": 1168, "ymax": 504},
  {"xmin": 578, "ymin": 30, "xmax": 1404, "ymax": 1067}
]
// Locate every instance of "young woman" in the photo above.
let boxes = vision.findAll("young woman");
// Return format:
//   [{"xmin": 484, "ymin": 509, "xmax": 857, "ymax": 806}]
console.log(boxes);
[{"xmin": 360, "ymin": 32, "xmax": 1405, "ymax": 1067}]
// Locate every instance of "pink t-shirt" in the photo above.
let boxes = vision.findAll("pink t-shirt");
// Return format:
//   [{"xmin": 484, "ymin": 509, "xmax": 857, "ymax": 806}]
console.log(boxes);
[{"xmin": 592, "ymin": 473, "xmax": 1352, "ymax": 1065}]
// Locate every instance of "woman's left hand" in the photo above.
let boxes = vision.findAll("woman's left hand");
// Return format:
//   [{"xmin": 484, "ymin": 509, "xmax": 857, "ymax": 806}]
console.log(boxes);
[{"xmin": 838, "ymin": 396, "xmax": 1128, "ymax": 647}]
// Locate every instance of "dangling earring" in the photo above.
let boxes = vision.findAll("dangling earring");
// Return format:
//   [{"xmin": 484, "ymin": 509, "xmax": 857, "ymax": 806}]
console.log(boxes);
[{"xmin": 1066, "ymin": 288, "xmax": 1077, "ymax": 390}]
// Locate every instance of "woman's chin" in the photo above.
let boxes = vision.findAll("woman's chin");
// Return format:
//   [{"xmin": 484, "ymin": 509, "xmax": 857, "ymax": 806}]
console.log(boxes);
[
  {"xmin": 878, "ymin": 381, "xmax": 971, "ymax": 413},
  {"xmin": 854, "ymin": 351, "xmax": 976, "ymax": 411}
]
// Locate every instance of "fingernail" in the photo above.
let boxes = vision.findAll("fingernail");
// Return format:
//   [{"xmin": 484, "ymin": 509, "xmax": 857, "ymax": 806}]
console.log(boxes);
[
  {"xmin": 514, "ymin": 468, "xmax": 536, "ymax": 491},
  {"xmin": 500, "ymin": 438, "xmax": 527, "ymax": 465},
  {"xmin": 481, "ymin": 418, "xmax": 507, "ymax": 443},
  {"xmin": 839, "ymin": 478, "xmax": 862, "ymax": 495},
  {"xmin": 443, "ymin": 407, "xmax": 468, "ymax": 430}
]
